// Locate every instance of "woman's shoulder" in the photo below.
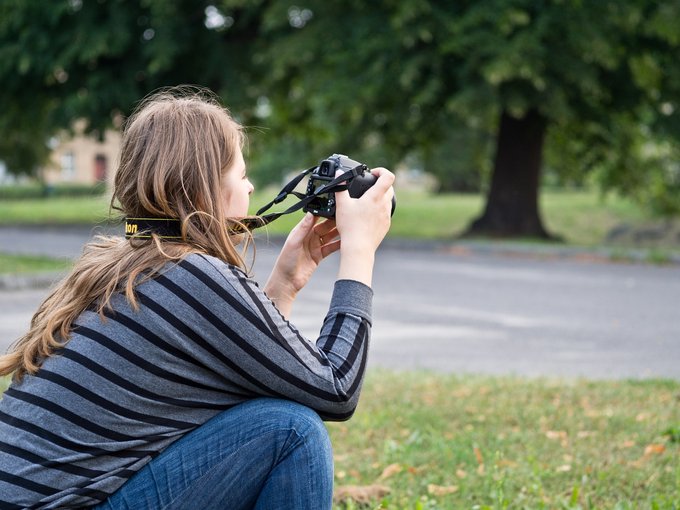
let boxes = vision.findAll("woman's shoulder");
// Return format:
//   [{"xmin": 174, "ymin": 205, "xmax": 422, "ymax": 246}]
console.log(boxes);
[
  {"xmin": 181, "ymin": 253, "xmax": 246, "ymax": 276},
  {"xmin": 150, "ymin": 252, "xmax": 261, "ymax": 311},
  {"xmin": 168, "ymin": 253, "xmax": 250, "ymax": 290}
]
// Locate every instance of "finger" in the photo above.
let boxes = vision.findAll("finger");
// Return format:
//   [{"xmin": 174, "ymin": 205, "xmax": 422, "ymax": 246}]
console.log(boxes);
[
  {"xmin": 320, "ymin": 239, "xmax": 341, "ymax": 258},
  {"xmin": 316, "ymin": 229, "xmax": 339, "ymax": 247},
  {"xmin": 333, "ymin": 169, "xmax": 350, "ymax": 204},
  {"xmin": 313, "ymin": 219, "xmax": 337, "ymax": 237},
  {"xmin": 322, "ymin": 227, "xmax": 339, "ymax": 240},
  {"xmin": 364, "ymin": 167, "xmax": 395, "ymax": 197},
  {"xmin": 293, "ymin": 212, "xmax": 317, "ymax": 234},
  {"xmin": 386, "ymin": 186, "xmax": 395, "ymax": 203}
]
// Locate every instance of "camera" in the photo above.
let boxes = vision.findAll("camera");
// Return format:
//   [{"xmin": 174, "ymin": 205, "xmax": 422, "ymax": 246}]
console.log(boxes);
[{"xmin": 303, "ymin": 154, "xmax": 395, "ymax": 218}]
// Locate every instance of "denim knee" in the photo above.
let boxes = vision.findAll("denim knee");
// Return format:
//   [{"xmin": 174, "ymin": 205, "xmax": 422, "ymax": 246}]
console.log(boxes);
[
  {"xmin": 249, "ymin": 399, "xmax": 333, "ymax": 460},
  {"xmin": 256, "ymin": 399, "xmax": 329, "ymax": 436}
]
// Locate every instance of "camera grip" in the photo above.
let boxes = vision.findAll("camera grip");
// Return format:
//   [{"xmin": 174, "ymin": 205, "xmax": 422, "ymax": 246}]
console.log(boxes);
[{"xmin": 348, "ymin": 173, "xmax": 396, "ymax": 216}]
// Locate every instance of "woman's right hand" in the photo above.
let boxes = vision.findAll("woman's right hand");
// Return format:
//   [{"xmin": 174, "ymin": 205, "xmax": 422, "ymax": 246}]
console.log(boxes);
[{"xmin": 334, "ymin": 167, "xmax": 395, "ymax": 286}]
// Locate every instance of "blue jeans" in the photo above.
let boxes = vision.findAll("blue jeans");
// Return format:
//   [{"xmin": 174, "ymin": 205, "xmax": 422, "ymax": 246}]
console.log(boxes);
[{"xmin": 94, "ymin": 398, "xmax": 334, "ymax": 510}]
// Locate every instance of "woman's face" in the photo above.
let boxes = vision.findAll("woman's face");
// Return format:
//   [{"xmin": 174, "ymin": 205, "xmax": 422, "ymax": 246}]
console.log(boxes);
[{"xmin": 222, "ymin": 148, "xmax": 254, "ymax": 218}]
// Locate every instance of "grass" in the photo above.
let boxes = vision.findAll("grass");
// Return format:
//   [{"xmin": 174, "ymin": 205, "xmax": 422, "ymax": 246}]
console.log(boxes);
[
  {"xmin": 329, "ymin": 371, "xmax": 680, "ymax": 510},
  {"xmin": 248, "ymin": 188, "xmax": 654, "ymax": 247},
  {"xmin": 0, "ymin": 371, "xmax": 676, "ymax": 508},
  {"xmin": 0, "ymin": 195, "xmax": 113, "ymax": 225},
  {"xmin": 0, "ymin": 253, "xmax": 71, "ymax": 274},
  {"xmin": 0, "ymin": 188, "xmax": 678, "ymax": 252},
  {"xmin": 540, "ymin": 190, "xmax": 649, "ymax": 246}
]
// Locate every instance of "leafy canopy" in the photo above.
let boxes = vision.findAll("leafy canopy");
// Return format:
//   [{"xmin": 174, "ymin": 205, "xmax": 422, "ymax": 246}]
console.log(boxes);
[{"xmin": 0, "ymin": 0, "xmax": 678, "ymax": 213}]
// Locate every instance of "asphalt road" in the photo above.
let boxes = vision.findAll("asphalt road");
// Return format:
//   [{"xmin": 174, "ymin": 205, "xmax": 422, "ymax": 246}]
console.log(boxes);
[{"xmin": 1, "ymin": 226, "xmax": 679, "ymax": 379}]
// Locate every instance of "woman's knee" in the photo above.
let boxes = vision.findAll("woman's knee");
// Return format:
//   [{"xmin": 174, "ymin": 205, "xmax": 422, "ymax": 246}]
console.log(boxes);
[
  {"xmin": 248, "ymin": 399, "xmax": 332, "ymax": 459},
  {"xmin": 254, "ymin": 398, "xmax": 328, "ymax": 433}
]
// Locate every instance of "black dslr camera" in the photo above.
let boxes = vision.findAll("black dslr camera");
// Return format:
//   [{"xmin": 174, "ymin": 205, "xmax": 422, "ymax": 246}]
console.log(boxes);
[
  {"xmin": 252, "ymin": 153, "xmax": 395, "ymax": 230},
  {"xmin": 303, "ymin": 154, "xmax": 393, "ymax": 218}
]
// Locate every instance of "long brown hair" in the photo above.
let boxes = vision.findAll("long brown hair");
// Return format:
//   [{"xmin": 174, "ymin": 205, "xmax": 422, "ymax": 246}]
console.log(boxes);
[{"xmin": 0, "ymin": 87, "xmax": 252, "ymax": 381}]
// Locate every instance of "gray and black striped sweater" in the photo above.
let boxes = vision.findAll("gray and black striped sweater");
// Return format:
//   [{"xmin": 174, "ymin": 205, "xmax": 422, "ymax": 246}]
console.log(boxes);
[{"xmin": 0, "ymin": 253, "xmax": 372, "ymax": 508}]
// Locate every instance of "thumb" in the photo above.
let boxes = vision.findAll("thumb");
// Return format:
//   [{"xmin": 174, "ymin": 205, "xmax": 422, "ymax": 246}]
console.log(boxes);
[
  {"xmin": 333, "ymin": 169, "xmax": 350, "ymax": 204},
  {"xmin": 292, "ymin": 212, "xmax": 316, "ymax": 236}
]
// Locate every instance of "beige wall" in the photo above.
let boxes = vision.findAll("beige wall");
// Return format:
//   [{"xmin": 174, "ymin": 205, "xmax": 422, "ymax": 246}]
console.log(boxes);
[{"xmin": 43, "ymin": 122, "xmax": 121, "ymax": 187}]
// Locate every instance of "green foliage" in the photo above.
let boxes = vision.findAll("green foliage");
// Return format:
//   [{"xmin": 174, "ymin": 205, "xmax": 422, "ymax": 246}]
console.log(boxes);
[
  {"xmin": 0, "ymin": 0, "xmax": 261, "ymax": 175},
  {"xmin": 547, "ymin": 113, "xmax": 680, "ymax": 216},
  {"xmin": 420, "ymin": 122, "xmax": 494, "ymax": 193},
  {"xmin": 1, "ymin": 0, "xmax": 680, "ymax": 216},
  {"xmin": 225, "ymin": 0, "xmax": 680, "ymax": 211}
]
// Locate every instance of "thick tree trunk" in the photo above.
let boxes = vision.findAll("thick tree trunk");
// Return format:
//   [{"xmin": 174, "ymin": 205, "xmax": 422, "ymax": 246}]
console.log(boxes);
[{"xmin": 464, "ymin": 108, "xmax": 554, "ymax": 239}]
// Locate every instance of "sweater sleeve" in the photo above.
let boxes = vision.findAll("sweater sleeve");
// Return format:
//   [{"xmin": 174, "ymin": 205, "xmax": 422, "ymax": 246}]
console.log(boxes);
[{"xmin": 144, "ymin": 254, "xmax": 373, "ymax": 421}]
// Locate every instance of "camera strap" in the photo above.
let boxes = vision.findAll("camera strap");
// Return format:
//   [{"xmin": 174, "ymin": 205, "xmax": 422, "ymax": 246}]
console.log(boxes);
[
  {"xmin": 253, "ymin": 167, "xmax": 355, "ymax": 227},
  {"xmin": 124, "ymin": 217, "xmax": 183, "ymax": 239},
  {"xmin": 124, "ymin": 167, "xmax": 356, "ymax": 239}
]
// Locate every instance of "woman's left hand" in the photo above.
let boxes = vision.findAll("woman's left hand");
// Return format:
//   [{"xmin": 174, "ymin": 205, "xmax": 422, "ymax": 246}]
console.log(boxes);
[{"xmin": 264, "ymin": 213, "xmax": 340, "ymax": 316}]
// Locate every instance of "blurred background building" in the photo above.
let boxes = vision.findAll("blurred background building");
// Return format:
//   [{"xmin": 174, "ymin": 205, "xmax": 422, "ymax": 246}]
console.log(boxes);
[{"xmin": 44, "ymin": 122, "xmax": 120, "ymax": 187}]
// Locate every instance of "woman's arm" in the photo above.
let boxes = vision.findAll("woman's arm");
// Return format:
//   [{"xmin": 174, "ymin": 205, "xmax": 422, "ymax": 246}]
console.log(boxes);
[
  {"xmin": 334, "ymin": 167, "xmax": 395, "ymax": 286},
  {"xmin": 265, "ymin": 167, "xmax": 395, "ymax": 315},
  {"xmin": 264, "ymin": 213, "xmax": 340, "ymax": 318},
  {"xmin": 172, "ymin": 254, "xmax": 371, "ymax": 420}
]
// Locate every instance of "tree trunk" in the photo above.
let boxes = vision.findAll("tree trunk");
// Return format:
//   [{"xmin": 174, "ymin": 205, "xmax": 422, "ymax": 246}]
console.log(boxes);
[{"xmin": 464, "ymin": 108, "xmax": 555, "ymax": 239}]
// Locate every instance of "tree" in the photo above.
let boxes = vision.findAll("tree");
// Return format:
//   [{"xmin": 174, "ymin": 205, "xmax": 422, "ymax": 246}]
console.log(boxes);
[
  {"xmin": 230, "ymin": 0, "xmax": 680, "ymax": 237},
  {"xmin": 0, "ymin": 0, "xmax": 263, "ymax": 176},
  {"xmin": 1, "ymin": 0, "xmax": 679, "ymax": 234}
]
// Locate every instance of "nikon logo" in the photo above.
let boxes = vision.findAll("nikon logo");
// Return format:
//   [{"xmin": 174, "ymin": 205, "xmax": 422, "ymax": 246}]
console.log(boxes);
[{"xmin": 125, "ymin": 222, "xmax": 138, "ymax": 235}]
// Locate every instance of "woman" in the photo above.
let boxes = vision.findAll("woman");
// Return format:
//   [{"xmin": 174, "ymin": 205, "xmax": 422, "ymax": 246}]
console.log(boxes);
[{"xmin": 0, "ymin": 88, "xmax": 394, "ymax": 509}]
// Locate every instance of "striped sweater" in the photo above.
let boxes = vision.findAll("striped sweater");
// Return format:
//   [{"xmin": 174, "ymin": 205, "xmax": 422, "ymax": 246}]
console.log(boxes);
[{"xmin": 0, "ymin": 253, "xmax": 372, "ymax": 508}]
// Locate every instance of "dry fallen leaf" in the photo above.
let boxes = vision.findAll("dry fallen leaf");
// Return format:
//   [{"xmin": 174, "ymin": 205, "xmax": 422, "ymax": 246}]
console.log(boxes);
[
  {"xmin": 473, "ymin": 446, "xmax": 485, "ymax": 474},
  {"xmin": 427, "ymin": 484, "xmax": 459, "ymax": 496},
  {"xmin": 334, "ymin": 485, "xmax": 391, "ymax": 504},
  {"xmin": 473, "ymin": 446, "xmax": 484, "ymax": 465},
  {"xmin": 556, "ymin": 464, "xmax": 572, "ymax": 472},
  {"xmin": 407, "ymin": 464, "xmax": 429, "ymax": 475},
  {"xmin": 644, "ymin": 444, "xmax": 666, "ymax": 456},
  {"xmin": 455, "ymin": 469, "xmax": 467, "ymax": 479},
  {"xmin": 378, "ymin": 463, "xmax": 402, "ymax": 481}
]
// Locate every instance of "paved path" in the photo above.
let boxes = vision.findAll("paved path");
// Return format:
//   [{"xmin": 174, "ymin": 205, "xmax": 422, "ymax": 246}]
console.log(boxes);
[{"xmin": 1, "ymin": 226, "xmax": 679, "ymax": 379}]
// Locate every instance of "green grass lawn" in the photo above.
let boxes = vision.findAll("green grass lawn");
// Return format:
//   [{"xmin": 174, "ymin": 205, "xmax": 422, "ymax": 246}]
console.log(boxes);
[
  {"xmin": 0, "ymin": 253, "xmax": 71, "ymax": 274},
  {"xmin": 245, "ymin": 187, "xmax": 658, "ymax": 247},
  {"xmin": 0, "ymin": 195, "xmax": 113, "ymax": 225},
  {"xmin": 1, "ymin": 371, "xmax": 676, "ymax": 509},
  {"xmin": 0, "ymin": 188, "xmax": 676, "ymax": 250},
  {"xmin": 329, "ymin": 371, "xmax": 679, "ymax": 509}
]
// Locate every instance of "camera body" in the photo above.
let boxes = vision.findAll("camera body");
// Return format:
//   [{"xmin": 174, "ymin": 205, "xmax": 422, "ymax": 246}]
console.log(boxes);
[{"xmin": 303, "ymin": 154, "xmax": 378, "ymax": 218}]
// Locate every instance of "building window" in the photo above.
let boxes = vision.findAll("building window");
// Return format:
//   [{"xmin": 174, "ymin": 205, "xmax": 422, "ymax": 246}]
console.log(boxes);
[{"xmin": 61, "ymin": 151, "xmax": 75, "ymax": 180}]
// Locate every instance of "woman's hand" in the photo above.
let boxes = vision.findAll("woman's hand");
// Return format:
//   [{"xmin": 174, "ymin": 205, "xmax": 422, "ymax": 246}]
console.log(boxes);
[
  {"xmin": 264, "ymin": 213, "xmax": 340, "ymax": 317},
  {"xmin": 335, "ymin": 167, "xmax": 395, "ymax": 286}
]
